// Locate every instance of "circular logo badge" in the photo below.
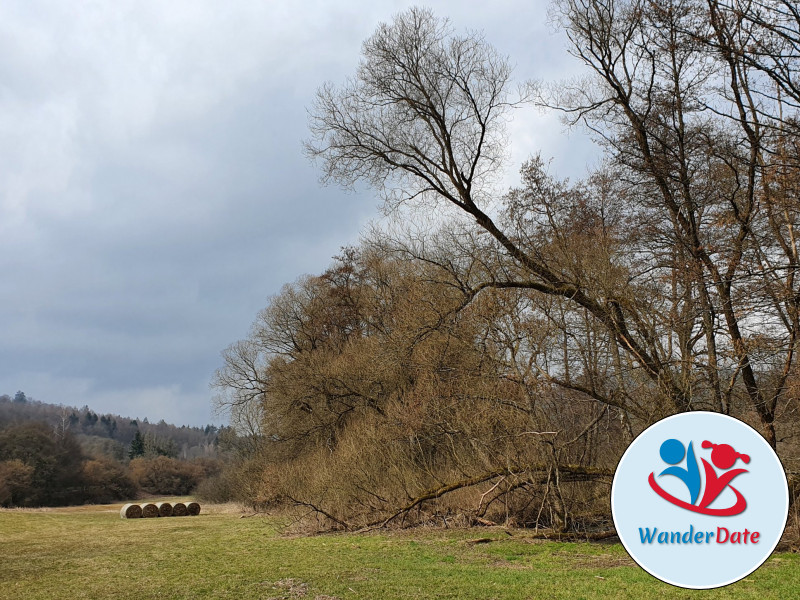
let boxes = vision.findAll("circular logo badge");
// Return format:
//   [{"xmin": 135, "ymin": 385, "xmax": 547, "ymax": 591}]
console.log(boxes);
[{"xmin": 611, "ymin": 412, "xmax": 788, "ymax": 589}]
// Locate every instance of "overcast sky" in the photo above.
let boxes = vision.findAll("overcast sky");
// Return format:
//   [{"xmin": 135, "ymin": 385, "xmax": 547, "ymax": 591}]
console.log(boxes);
[{"xmin": 0, "ymin": 0, "xmax": 598, "ymax": 427}]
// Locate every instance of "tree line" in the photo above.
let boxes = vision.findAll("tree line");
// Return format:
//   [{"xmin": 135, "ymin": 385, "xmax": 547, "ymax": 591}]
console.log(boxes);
[
  {"xmin": 214, "ymin": 1, "xmax": 800, "ymax": 531},
  {"xmin": 0, "ymin": 395, "xmax": 232, "ymax": 507},
  {"xmin": 0, "ymin": 393, "xmax": 220, "ymax": 457}
]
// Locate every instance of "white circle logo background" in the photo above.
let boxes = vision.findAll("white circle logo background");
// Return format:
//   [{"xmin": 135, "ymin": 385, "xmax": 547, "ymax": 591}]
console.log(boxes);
[{"xmin": 611, "ymin": 412, "xmax": 788, "ymax": 589}]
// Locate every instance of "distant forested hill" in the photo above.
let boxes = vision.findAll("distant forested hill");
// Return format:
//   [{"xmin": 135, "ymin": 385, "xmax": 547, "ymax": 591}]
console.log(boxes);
[{"xmin": 0, "ymin": 392, "xmax": 219, "ymax": 460}]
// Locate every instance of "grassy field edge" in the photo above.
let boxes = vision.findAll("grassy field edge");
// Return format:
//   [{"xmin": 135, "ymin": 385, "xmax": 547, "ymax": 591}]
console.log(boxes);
[{"xmin": 1, "ymin": 501, "xmax": 798, "ymax": 599}]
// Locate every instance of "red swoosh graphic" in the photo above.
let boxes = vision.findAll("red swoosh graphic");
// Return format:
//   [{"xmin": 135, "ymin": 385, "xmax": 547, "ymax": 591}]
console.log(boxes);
[{"xmin": 648, "ymin": 472, "xmax": 747, "ymax": 516}]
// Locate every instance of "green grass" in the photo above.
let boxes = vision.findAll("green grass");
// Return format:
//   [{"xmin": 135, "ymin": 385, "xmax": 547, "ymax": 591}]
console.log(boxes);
[{"xmin": 0, "ymin": 502, "xmax": 798, "ymax": 599}]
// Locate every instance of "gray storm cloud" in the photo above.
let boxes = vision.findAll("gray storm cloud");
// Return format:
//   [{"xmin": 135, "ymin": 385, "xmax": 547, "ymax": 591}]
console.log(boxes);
[{"xmin": 0, "ymin": 0, "xmax": 592, "ymax": 426}]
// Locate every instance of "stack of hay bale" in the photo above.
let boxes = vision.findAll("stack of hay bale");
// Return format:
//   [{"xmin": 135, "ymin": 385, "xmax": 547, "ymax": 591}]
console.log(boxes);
[{"xmin": 120, "ymin": 502, "xmax": 202, "ymax": 519}]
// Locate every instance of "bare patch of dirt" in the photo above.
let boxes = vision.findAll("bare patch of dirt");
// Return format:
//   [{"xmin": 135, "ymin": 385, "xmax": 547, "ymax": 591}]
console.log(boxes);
[{"xmin": 262, "ymin": 578, "xmax": 309, "ymax": 599}]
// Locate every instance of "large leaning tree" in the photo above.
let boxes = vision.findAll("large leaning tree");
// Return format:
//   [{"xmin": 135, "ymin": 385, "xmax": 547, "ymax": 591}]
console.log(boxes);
[{"xmin": 306, "ymin": 3, "xmax": 800, "ymax": 451}]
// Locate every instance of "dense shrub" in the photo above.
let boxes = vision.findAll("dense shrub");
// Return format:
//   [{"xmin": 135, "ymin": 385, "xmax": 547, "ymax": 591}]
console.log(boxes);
[
  {"xmin": 0, "ymin": 459, "xmax": 34, "ymax": 506},
  {"xmin": 194, "ymin": 458, "xmax": 261, "ymax": 505},
  {"xmin": 82, "ymin": 458, "xmax": 137, "ymax": 503},
  {"xmin": 129, "ymin": 456, "xmax": 216, "ymax": 495}
]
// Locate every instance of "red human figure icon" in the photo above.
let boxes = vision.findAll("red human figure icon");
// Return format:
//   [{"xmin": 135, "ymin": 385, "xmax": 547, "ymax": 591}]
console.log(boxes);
[{"xmin": 698, "ymin": 441, "xmax": 750, "ymax": 510}]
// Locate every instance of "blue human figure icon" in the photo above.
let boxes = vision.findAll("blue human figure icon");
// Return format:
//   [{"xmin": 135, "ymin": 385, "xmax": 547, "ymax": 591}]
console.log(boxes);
[{"xmin": 658, "ymin": 439, "xmax": 701, "ymax": 505}]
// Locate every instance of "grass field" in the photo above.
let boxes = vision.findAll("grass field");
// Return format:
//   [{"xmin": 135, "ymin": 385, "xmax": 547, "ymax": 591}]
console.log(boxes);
[{"xmin": 0, "ymin": 501, "xmax": 798, "ymax": 599}]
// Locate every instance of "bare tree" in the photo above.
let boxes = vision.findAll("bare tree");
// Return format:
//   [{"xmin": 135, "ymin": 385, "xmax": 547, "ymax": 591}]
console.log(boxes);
[
  {"xmin": 305, "ymin": 7, "xmax": 521, "ymax": 210},
  {"xmin": 304, "ymin": 1, "xmax": 800, "ymax": 450},
  {"xmin": 547, "ymin": 0, "xmax": 800, "ymax": 447},
  {"xmin": 307, "ymin": 7, "xmax": 694, "ymax": 429}
]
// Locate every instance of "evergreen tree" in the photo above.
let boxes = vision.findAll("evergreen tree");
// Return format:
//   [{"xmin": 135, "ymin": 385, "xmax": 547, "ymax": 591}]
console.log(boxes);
[{"xmin": 128, "ymin": 431, "xmax": 145, "ymax": 459}]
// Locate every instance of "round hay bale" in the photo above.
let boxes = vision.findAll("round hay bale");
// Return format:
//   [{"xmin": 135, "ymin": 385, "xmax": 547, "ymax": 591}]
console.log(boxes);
[
  {"xmin": 141, "ymin": 503, "xmax": 159, "ymax": 518},
  {"xmin": 155, "ymin": 502, "xmax": 173, "ymax": 517},
  {"xmin": 172, "ymin": 502, "xmax": 188, "ymax": 516},
  {"xmin": 186, "ymin": 502, "xmax": 201, "ymax": 516},
  {"xmin": 120, "ymin": 503, "xmax": 142, "ymax": 519}
]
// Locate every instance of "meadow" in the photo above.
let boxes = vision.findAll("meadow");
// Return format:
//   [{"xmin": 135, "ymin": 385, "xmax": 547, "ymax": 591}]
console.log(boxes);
[{"xmin": 0, "ymin": 501, "xmax": 798, "ymax": 600}]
